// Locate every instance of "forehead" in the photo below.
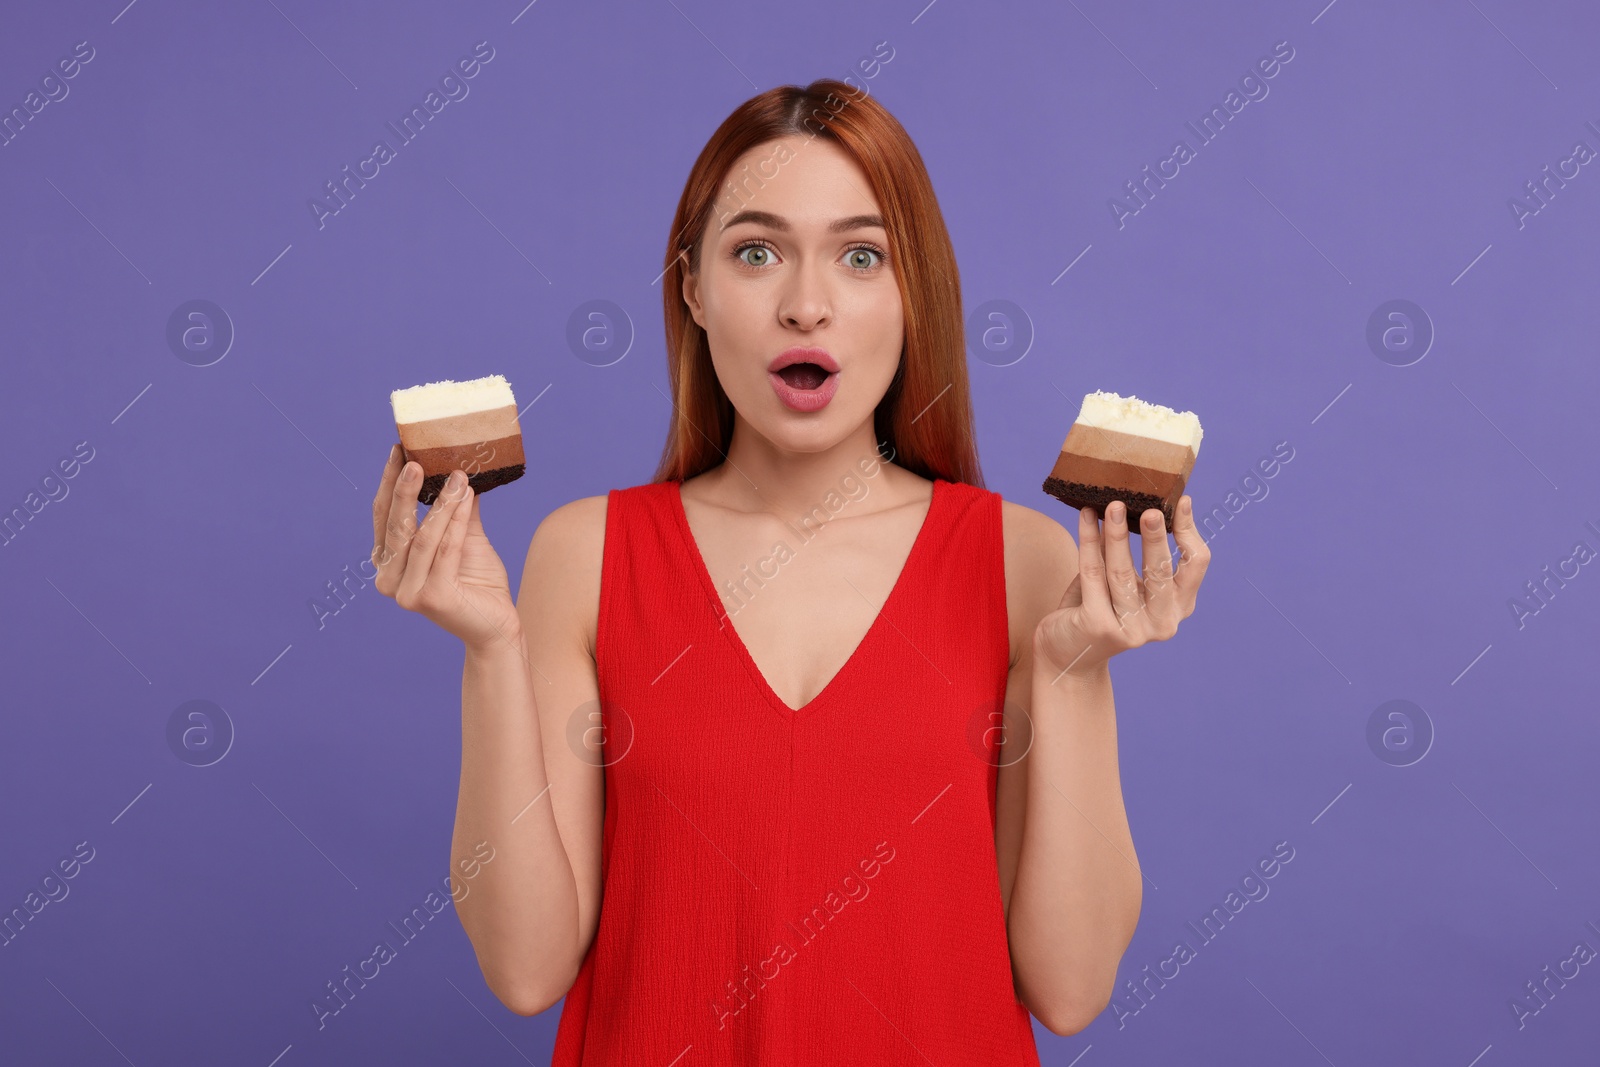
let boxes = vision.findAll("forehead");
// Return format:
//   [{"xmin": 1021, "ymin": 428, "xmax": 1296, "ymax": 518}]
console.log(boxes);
[{"xmin": 713, "ymin": 135, "xmax": 881, "ymax": 230}]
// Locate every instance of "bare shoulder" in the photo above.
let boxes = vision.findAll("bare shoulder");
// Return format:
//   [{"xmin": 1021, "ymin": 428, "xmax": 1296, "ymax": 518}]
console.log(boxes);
[
  {"xmin": 999, "ymin": 497, "xmax": 1078, "ymax": 667},
  {"xmin": 517, "ymin": 494, "xmax": 609, "ymax": 656}
]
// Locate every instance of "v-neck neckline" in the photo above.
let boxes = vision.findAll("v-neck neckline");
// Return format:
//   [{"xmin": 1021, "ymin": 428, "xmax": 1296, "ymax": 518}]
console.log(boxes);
[{"xmin": 667, "ymin": 477, "xmax": 946, "ymax": 719}]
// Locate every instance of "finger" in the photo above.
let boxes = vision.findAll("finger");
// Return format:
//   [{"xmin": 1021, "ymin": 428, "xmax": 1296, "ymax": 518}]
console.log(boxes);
[
  {"xmin": 371, "ymin": 443, "xmax": 402, "ymax": 553},
  {"xmin": 376, "ymin": 459, "xmax": 424, "ymax": 594},
  {"xmin": 1102, "ymin": 501, "xmax": 1145, "ymax": 625},
  {"xmin": 431, "ymin": 482, "xmax": 474, "ymax": 588},
  {"xmin": 1138, "ymin": 507, "xmax": 1179, "ymax": 628},
  {"xmin": 396, "ymin": 471, "xmax": 470, "ymax": 606},
  {"xmin": 1076, "ymin": 504, "xmax": 1113, "ymax": 619},
  {"xmin": 1171, "ymin": 496, "xmax": 1212, "ymax": 609}
]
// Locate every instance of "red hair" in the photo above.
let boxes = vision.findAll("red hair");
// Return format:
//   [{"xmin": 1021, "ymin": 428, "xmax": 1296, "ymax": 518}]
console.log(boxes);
[{"xmin": 650, "ymin": 78, "xmax": 984, "ymax": 489}]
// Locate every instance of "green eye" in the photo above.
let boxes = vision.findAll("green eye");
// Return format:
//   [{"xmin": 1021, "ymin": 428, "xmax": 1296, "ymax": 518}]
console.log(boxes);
[{"xmin": 737, "ymin": 244, "xmax": 771, "ymax": 267}]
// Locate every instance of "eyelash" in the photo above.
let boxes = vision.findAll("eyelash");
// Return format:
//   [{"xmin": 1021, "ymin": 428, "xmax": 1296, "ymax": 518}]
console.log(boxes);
[{"xmin": 730, "ymin": 239, "xmax": 890, "ymax": 272}]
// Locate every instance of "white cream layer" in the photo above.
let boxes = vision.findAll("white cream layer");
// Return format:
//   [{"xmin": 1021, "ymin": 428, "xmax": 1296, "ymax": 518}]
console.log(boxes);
[
  {"xmin": 391, "ymin": 374, "xmax": 517, "ymax": 423},
  {"xmin": 1075, "ymin": 390, "xmax": 1203, "ymax": 451}
]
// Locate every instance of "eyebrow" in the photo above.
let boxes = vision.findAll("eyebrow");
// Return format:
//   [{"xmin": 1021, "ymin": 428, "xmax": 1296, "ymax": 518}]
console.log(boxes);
[{"xmin": 719, "ymin": 209, "xmax": 885, "ymax": 234}]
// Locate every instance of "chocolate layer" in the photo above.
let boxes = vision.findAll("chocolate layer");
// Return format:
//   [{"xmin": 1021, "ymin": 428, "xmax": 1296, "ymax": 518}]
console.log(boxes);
[
  {"xmin": 400, "ymin": 433, "xmax": 526, "ymax": 505},
  {"xmin": 1042, "ymin": 423, "xmax": 1197, "ymax": 532}
]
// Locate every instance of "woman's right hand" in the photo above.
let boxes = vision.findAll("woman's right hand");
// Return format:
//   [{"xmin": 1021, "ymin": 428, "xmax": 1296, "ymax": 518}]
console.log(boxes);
[{"xmin": 371, "ymin": 445, "xmax": 522, "ymax": 653}]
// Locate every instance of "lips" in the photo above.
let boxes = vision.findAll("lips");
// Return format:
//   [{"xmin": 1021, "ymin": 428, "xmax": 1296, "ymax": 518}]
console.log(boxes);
[{"xmin": 767, "ymin": 347, "xmax": 839, "ymax": 413}]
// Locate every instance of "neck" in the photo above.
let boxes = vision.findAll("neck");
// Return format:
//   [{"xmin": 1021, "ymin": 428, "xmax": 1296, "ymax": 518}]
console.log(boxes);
[{"xmin": 690, "ymin": 410, "xmax": 911, "ymax": 520}]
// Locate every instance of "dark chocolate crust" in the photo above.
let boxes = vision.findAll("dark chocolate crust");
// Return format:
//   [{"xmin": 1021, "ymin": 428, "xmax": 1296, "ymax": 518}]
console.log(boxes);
[
  {"xmin": 418, "ymin": 463, "xmax": 525, "ymax": 506},
  {"xmin": 1042, "ymin": 476, "xmax": 1176, "ymax": 532}
]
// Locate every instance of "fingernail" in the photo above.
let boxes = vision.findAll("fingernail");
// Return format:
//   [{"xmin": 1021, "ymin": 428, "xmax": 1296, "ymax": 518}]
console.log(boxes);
[
  {"xmin": 448, "ymin": 469, "xmax": 466, "ymax": 489},
  {"xmin": 1182, "ymin": 496, "xmax": 1192, "ymax": 515},
  {"xmin": 401, "ymin": 462, "xmax": 418, "ymax": 483},
  {"xmin": 1109, "ymin": 501, "xmax": 1124, "ymax": 522},
  {"xmin": 1144, "ymin": 510, "xmax": 1160, "ymax": 530}
]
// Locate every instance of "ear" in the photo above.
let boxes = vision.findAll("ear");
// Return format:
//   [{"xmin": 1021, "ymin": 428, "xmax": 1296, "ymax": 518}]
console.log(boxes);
[{"xmin": 681, "ymin": 266, "xmax": 706, "ymax": 330}]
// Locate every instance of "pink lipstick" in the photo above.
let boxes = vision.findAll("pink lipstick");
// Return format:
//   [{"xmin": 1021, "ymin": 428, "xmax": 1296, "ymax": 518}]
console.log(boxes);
[{"xmin": 767, "ymin": 346, "xmax": 839, "ymax": 413}]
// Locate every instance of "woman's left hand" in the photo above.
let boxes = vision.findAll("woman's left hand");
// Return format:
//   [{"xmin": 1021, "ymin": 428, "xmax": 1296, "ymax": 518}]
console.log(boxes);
[{"xmin": 1034, "ymin": 495, "xmax": 1211, "ymax": 679}]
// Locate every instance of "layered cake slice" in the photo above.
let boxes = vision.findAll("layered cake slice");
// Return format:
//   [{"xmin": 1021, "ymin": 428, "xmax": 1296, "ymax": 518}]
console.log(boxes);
[
  {"xmin": 390, "ymin": 374, "xmax": 526, "ymax": 505},
  {"xmin": 1042, "ymin": 390, "xmax": 1202, "ymax": 532}
]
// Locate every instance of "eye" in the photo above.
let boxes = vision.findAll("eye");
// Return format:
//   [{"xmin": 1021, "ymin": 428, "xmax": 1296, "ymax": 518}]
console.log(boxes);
[
  {"xmin": 732, "ymin": 239, "xmax": 777, "ymax": 268},
  {"xmin": 729, "ymin": 239, "xmax": 890, "ymax": 272},
  {"xmin": 844, "ymin": 243, "xmax": 888, "ymax": 271}
]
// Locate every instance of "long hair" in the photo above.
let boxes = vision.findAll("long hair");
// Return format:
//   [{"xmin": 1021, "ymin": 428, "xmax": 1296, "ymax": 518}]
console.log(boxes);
[{"xmin": 650, "ymin": 79, "xmax": 984, "ymax": 488}]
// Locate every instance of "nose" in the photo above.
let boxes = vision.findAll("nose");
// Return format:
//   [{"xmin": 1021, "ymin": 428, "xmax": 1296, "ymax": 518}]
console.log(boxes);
[{"xmin": 778, "ymin": 257, "xmax": 832, "ymax": 330}]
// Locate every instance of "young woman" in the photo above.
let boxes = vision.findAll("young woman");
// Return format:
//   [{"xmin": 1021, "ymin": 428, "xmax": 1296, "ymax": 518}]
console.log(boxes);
[{"xmin": 371, "ymin": 79, "xmax": 1209, "ymax": 1063}]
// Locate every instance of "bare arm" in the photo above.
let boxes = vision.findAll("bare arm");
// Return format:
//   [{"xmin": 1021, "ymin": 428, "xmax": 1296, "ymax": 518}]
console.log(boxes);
[
  {"xmin": 996, "ymin": 497, "xmax": 1209, "ymax": 1035},
  {"xmin": 368, "ymin": 446, "xmax": 607, "ymax": 1016},
  {"xmin": 450, "ymin": 495, "xmax": 608, "ymax": 1015}
]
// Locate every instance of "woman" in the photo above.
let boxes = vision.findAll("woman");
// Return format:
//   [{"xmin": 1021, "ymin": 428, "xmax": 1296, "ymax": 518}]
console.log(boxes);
[{"xmin": 371, "ymin": 78, "xmax": 1209, "ymax": 1063}]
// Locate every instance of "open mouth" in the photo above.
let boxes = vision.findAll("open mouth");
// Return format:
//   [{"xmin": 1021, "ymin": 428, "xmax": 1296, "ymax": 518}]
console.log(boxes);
[{"xmin": 775, "ymin": 362, "xmax": 833, "ymax": 391}]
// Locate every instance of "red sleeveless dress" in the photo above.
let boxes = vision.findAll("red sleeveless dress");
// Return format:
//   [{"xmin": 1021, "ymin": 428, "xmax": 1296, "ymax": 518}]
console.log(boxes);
[{"xmin": 550, "ymin": 476, "xmax": 1042, "ymax": 1065}]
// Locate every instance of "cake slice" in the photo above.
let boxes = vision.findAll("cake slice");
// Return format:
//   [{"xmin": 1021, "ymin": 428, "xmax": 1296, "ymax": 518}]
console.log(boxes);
[
  {"xmin": 1042, "ymin": 390, "xmax": 1202, "ymax": 531},
  {"xmin": 390, "ymin": 374, "xmax": 526, "ymax": 505}
]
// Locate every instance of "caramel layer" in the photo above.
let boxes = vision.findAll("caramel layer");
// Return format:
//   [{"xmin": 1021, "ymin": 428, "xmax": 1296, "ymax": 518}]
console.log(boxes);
[
  {"xmin": 1059, "ymin": 423, "xmax": 1196, "ymax": 476},
  {"xmin": 396, "ymin": 404, "xmax": 521, "ymax": 451}
]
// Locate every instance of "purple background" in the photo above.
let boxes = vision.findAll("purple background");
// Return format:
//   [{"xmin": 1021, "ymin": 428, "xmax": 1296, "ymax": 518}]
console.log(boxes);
[{"xmin": 3, "ymin": 0, "xmax": 1598, "ymax": 1063}]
